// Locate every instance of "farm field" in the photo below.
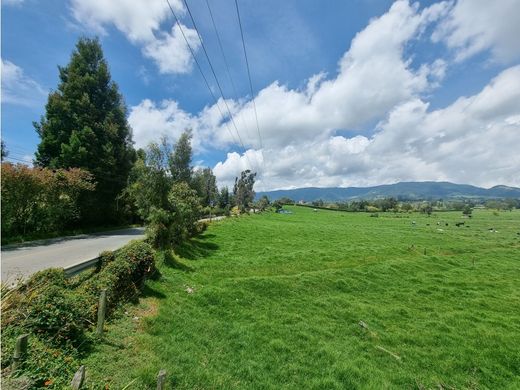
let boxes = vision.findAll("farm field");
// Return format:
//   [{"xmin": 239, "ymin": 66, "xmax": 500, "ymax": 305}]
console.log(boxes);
[{"xmin": 85, "ymin": 207, "xmax": 520, "ymax": 389}]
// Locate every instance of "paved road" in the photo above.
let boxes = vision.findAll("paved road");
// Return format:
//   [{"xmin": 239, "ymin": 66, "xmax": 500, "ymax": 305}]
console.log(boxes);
[{"xmin": 1, "ymin": 227, "xmax": 145, "ymax": 284}]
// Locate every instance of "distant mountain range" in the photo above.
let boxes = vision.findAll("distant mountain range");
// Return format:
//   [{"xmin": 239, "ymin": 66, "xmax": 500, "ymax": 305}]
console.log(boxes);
[{"xmin": 256, "ymin": 181, "xmax": 520, "ymax": 202}]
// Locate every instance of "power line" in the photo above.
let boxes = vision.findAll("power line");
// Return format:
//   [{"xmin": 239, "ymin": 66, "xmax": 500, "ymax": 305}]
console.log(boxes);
[
  {"xmin": 234, "ymin": 0, "xmax": 264, "ymax": 150},
  {"xmin": 164, "ymin": 0, "xmax": 252, "ymax": 174},
  {"xmin": 204, "ymin": 0, "xmax": 241, "ymax": 115},
  {"xmin": 234, "ymin": 0, "xmax": 269, "ymax": 190},
  {"xmin": 5, "ymin": 146, "xmax": 33, "ymax": 154},
  {"xmin": 179, "ymin": 0, "xmax": 258, "ymax": 174},
  {"xmin": 202, "ymin": 0, "xmax": 264, "ymax": 184},
  {"xmin": 3, "ymin": 156, "xmax": 32, "ymax": 164},
  {"xmin": 204, "ymin": 0, "xmax": 254, "ymax": 143}
]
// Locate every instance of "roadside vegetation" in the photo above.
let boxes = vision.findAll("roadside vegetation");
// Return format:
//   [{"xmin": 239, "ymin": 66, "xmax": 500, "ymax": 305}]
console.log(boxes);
[{"xmin": 1, "ymin": 241, "xmax": 154, "ymax": 388}]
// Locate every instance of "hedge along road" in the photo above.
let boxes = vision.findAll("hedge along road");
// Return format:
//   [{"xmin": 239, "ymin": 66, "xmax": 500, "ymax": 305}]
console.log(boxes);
[{"xmin": 0, "ymin": 227, "xmax": 146, "ymax": 285}]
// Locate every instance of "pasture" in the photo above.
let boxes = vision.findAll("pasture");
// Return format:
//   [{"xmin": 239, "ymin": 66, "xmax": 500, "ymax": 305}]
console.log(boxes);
[{"xmin": 85, "ymin": 207, "xmax": 520, "ymax": 389}]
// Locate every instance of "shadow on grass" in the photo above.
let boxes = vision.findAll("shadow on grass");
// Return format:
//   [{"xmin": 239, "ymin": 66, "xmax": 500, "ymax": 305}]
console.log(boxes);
[
  {"xmin": 197, "ymin": 233, "xmax": 216, "ymax": 240},
  {"xmin": 142, "ymin": 283, "xmax": 167, "ymax": 299},
  {"xmin": 174, "ymin": 238, "xmax": 219, "ymax": 261},
  {"xmin": 161, "ymin": 250, "xmax": 195, "ymax": 272}
]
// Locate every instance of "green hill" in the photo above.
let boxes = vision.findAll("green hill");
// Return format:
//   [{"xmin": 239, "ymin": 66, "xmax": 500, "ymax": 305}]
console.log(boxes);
[{"xmin": 257, "ymin": 181, "xmax": 520, "ymax": 201}]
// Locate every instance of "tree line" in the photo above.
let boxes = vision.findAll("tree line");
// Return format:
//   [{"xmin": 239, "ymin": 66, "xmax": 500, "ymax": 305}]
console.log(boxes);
[
  {"xmin": 1, "ymin": 38, "xmax": 258, "ymax": 245},
  {"xmin": 290, "ymin": 197, "xmax": 520, "ymax": 214}
]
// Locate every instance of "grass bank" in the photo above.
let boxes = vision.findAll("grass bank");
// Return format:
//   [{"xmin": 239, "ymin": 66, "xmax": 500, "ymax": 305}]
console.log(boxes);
[{"xmin": 84, "ymin": 207, "xmax": 520, "ymax": 388}]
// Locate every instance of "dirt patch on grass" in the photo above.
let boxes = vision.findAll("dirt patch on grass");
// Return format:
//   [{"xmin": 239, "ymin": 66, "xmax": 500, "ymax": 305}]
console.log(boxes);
[{"xmin": 134, "ymin": 297, "xmax": 159, "ymax": 319}]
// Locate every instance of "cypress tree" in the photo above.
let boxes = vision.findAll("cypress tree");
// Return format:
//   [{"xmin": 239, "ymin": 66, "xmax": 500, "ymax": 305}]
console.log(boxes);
[{"xmin": 34, "ymin": 37, "xmax": 135, "ymax": 223}]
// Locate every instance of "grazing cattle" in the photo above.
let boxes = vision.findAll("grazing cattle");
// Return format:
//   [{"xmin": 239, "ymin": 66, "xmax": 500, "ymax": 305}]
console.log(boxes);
[{"xmin": 455, "ymin": 222, "xmax": 465, "ymax": 227}]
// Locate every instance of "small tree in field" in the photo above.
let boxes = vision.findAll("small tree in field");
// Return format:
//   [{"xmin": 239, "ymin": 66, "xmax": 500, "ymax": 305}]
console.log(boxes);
[
  {"xmin": 233, "ymin": 170, "xmax": 256, "ymax": 213},
  {"xmin": 272, "ymin": 200, "xmax": 283, "ymax": 212},
  {"xmin": 256, "ymin": 195, "xmax": 270, "ymax": 211}
]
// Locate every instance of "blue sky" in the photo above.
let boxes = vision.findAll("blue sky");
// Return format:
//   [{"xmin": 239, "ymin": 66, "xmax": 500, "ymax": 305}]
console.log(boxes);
[{"xmin": 2, "ymin": 0, "xmax": 520, "ymax": 190}]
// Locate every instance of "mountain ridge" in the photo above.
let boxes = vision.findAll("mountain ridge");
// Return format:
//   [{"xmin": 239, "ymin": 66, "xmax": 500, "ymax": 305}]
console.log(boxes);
[{"xmin": 256, "ymin": 181, "xmax": 520, "ymax": 201}]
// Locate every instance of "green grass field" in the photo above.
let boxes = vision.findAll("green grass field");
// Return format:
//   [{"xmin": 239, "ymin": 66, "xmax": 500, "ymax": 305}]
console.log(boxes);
[{"xmin": 85, "ymin": 207, "xmax": 520, "ymax": 389}]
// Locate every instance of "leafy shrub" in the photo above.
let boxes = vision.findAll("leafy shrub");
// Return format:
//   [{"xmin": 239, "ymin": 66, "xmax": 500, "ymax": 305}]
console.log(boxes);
[
  {"xmin": 1, "ymin": 163, "xmax": 94, "ymax": 240},
  {"xmin": 145, "ymin": 207, "xmax": 176, "ymax": 249},
  {"xmin": 25, "ymin": 285, "xmax": 88, "ymax": 345},
  {"xmin": 1, "ymin": 269, "xmax": 68, "ymax": 328},
  {"xmin": 194, "ymin": 221, "xmax": 209, "ymax": 235},
  {"xmin": 97, "ymin": 250, "xmax": 116, "ymax": 271},
  {"xmin": 79, "ymin": 240, "xmax": 155, "ymax": 317},
  {"xmin": 168, "ymin": 182, "xmax": 202, "ymax": 243}
]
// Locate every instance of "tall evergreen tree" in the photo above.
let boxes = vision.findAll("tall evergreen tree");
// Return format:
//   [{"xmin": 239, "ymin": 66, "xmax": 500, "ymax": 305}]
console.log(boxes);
[{"xmin": 34, "ymin": 37, "xmax": 135, "ymax": 223}]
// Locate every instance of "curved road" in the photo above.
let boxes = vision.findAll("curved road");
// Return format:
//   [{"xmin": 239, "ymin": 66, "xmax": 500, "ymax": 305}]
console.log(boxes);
[{"xmin": 1, "ymin": 227, "xmax": 145, "ymax": 284}]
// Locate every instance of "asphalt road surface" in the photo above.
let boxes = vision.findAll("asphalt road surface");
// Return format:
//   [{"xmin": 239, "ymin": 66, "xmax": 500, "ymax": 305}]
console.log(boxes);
[{"xmin": 1, "ymin": 227, "xmax": 145, "ymax": 284}]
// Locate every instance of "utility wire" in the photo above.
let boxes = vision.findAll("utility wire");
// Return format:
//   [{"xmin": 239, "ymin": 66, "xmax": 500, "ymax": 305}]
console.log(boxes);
[
  {"xmin": 204, "ymin": 0, "xmax": 241, "ymax": 116},
  {"xmin": 164, "ymin": 0, "xmax": 253, "ymax": 172},
  {"xmin": 204, "ymin": 0, "xmax": 255, "ymax": 143},
  {"xmin": 179, "ymin": 0, "xmax": 257, "ymax": 173},
  {"xmin": 203, "ymin": 0, "xmax": 263, "ymax": 184},
  {"xmin": 234, "ymin": 0, "xmax": 269, "ymax": 190},
  {"xmin": 234, "ymin": 0, "xmax": 264, "ymax": 153},
  {"xmin": 3, "ymin": 156, "xmax": 32, "ymax": 164}
]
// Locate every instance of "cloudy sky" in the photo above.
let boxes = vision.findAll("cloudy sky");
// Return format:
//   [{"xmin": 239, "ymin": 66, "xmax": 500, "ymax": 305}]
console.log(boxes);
[{"xmin": 2, "ymin": 0, "xmax": 520, "ymax": 190}]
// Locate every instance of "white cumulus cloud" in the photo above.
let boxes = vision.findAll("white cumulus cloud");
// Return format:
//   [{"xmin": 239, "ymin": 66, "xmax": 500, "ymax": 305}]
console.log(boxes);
[
  {"xmin": 214, "ymin": 65, "xmax": 520, "ymax": 190},
  {"xmin": 69, "ymin": 0, "xmax": 199, "ymax": 74},
  {"xmin": 1, "ymin": 59, "xmax": 47, "ymax": 107},
  {"xmin": 433, "ymin": 0, "xmax": 520, "ymax": 63},
  {"xmin": 126, "ymin": 0, "xmax": 520, "ymax": 190}
]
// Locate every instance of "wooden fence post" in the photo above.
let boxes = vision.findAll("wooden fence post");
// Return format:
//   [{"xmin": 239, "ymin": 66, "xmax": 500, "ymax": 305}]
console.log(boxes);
[
  {"xmin": 70, "ymin": 365, "xmax": 85, "ymax": 389},
  {"xmin": 156, "ymin": 369, "xmax": 166, "ymax": 390},
  {"xmin": 96, "ymin": 289, "xmax": 107, "ymax": 336},
  {"xmin": 11, "ymin": 334, "xmax": 29, "ymax": 372}
]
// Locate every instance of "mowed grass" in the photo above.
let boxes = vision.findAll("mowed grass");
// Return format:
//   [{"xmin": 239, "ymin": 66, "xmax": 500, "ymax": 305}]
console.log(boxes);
[{"xmin": 85, "ymin": 207, "xmax": 520, "ymax": 389}]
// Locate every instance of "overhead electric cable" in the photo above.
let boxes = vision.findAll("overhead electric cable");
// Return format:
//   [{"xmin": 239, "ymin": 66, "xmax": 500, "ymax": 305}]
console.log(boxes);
[
  {"xmin": 164, "ymin": 0, "xmax": 253, "ymax": 171},
  {"xmin": 234, "ymin": 0, "xmax": 269, "ymax": 191},
  {"xmin": 204, "ymin": 0, "xmax": 241, "ymax": 112},
  {"xmin": 179, "ymin": 0, "xmax": 258, "ymax": 173},
  {"xmin": 4, "ymin": 156, "xmax": 32, "ymax": 164},
  {"xmin": 234, "ymin": 0, "xmax": 264, "ymax": 153}
]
